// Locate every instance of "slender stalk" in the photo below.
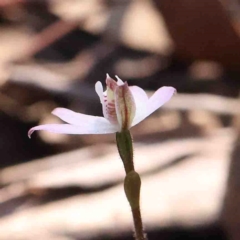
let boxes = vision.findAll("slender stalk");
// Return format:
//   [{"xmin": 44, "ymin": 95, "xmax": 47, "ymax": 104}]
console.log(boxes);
[
  {"xmin": 116, "ymin": 130, "xmax": 134, "ymax": 173},
  {"xmin": 116, "ymin": 130, "xmax": 147, "ymax": 240},
  {"xmin": 132, "ymin": 207, "xmax": 146, "ymax": 240}
]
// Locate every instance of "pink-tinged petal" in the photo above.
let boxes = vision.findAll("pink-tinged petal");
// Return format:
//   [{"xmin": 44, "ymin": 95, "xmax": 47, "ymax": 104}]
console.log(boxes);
[
  {"xmin": 146, "ymin": 86, "xmax": 176, "ymax": 116},
  {"xmin": 115, "ymin": 82, "xmax": 136, "ymax": 130},
  {"xmin": 106, "ymin": 74, "xmax": 118, "ymax": 91},
  {"xmin": 104, "ymin": 75, "xmax": 119, "ymax": 124},
  {"xmin": 129, "ymin": 86, "xmax": 149, "ymax": 127}
]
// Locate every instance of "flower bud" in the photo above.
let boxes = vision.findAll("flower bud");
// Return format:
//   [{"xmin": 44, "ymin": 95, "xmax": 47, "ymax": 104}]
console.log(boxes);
[{"xmin": 124, "ymin": 171, "xmax": 141, "ymax": 209}]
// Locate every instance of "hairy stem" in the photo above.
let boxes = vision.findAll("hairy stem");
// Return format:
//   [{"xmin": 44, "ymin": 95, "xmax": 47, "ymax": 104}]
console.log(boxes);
[
  {"xmin": 116, "ymin": 130, "xmax": 134, "ymax": 173},
  {"xmin": 132, "ymin": 207, "xmax": 146, "ymax": 240},
  {"xmin": 116, "ymin": 130, "xmax": 147, "ymax": 240}
]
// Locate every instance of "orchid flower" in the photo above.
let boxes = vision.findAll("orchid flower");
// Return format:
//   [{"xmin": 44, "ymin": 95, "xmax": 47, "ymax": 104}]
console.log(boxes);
[
  {"xmin": 28, "ymin": 74, "xmax": 176, "ymax": 240},
  {"xmin": 28, "ymin": 75, "xmax": 176, "ymax": 137}
]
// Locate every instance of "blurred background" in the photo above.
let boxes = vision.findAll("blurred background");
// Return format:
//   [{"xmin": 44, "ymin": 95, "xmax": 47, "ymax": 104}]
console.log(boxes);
[{"xmin": 1, "ymin": 0, "xmax": 240, "ymax": 239}]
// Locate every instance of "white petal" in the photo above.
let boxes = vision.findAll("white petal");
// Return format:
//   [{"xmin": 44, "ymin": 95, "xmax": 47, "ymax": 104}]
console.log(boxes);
[
  {"xmin": 130, "ymin": 86, "xmax": 149, "ymax": 126},
  {"xmin": 28, "ymin": 108, "xmax": 118, "ymax": 137},
  {"xmin": 115, "ymin": 75, "xmax": 124, "ymax": 85},
  {"xmin": 28, "ymin": 124, "xmax": 87, "ymax": 137},
  {"xmin": 28, "ymin": 122, "xmax": 117, "ymax": 137},
  {"xmin": 95, "ymin": 81, "xmax": 107, "ymax": 118},
  {"xmin": 95, "ymin": 81, "xmax": 104, "ymax": 104},
  {"xmin": 52, "ymin": 107, "xmax": 118, "ymax": 129},
  {"xmin": 147, "ymin": 86, "xmax": 176, "ymax": 116}
]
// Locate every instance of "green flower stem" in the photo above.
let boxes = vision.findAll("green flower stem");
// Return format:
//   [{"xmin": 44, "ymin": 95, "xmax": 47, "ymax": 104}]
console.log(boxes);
[
  {"xmin": 132, "ymin": 207, "xmax": 146, "ymax": 240},
  {"xmin": 124, "ymin": 171, "xmax": 146, "ymax": 240},
  {"xmin": 116, "ymin": 130, "xmax": 134, "ymax": 174},
  {"xmin": 116, "ymin": 130, "xmax": 147, "ymax": 240}
]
